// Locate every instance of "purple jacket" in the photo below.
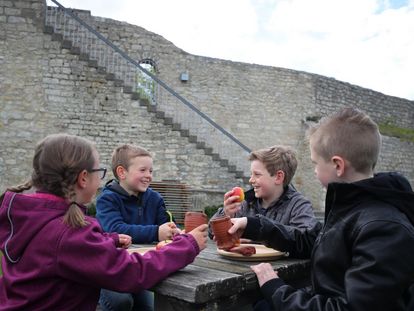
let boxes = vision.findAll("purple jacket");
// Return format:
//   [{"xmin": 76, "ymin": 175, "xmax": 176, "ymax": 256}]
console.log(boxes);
[{"xmin": 0, "ymin": 191, "xmax": 200, "ymax": 310}]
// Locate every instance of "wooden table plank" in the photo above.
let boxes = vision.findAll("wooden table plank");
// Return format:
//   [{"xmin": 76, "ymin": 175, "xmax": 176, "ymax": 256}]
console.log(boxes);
[
  {"xmin": 152, "ymin": 265, "xmax": 245, "ymax": 304},
  {"xmin": 130, "ymin": 239, "xmax": 311, "ymax": 310}
]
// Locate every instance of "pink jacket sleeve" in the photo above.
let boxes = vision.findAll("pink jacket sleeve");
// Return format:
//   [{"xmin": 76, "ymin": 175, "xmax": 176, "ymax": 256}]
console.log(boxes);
[{"xmin": 55, "ymin": 220, "xmax": 199, "ymax": 293}]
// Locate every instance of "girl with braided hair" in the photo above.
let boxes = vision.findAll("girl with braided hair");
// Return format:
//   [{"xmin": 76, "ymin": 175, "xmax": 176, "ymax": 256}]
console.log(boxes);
[{"xmin": 0, "ymin": 133, "xmax": 207, "ymax": 310}]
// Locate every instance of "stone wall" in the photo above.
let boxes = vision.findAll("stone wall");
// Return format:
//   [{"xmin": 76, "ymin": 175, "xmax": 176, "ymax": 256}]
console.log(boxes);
[{"xmin": 1, "ymin": 0, "xmax": 413, "ymax": 211}]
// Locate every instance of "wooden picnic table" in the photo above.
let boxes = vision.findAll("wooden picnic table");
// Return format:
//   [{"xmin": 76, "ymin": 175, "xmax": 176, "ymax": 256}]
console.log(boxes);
[{"xmin": 132, "ymin": 240, "xmax": 311, "ymax": 310}]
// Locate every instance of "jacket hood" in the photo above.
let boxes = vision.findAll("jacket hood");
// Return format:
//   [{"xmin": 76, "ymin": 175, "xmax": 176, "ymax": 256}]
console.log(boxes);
[
  {"xmin": 0, "ymin": 192, "xmax": 72, "ymax": 264},
  {"xmin": 327, "ymin": 172, "xmax": 414, "ymax": 225},
  {"xmin": 104, "ymin": 179, "xmax": 142, "ymax": 203}
]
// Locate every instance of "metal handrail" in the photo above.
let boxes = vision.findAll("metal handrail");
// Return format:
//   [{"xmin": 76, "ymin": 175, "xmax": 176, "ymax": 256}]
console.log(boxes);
[{"xmin": 45, "ymin": 0, "xmax": 252, "ymax": 175}]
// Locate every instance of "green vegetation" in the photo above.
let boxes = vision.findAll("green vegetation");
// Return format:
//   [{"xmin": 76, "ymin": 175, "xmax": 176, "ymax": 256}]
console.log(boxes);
[
  {"xmin": 86, "ymin": 202, "xmax": 96, "ymax": 217},
  {"xmin": 136, "ymin": 64, "xmax": 156, "ymax": 102},
  {"xmin": 379, "ymin": 122, "xmax": 414, "ymax": 142},
  {"xmin": 204, "ymin": 205, "xmax": 221, "ymax": 220}
]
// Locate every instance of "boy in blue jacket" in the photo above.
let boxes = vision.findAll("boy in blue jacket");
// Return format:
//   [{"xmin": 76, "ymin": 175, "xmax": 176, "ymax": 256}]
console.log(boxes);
[
  {"xmin": 96, "ymin": 144, "xmax": 180, "ymax": 311},
  {"xmin": 229, "ymin": 108, "xmax": 414, "ymax": 310}
]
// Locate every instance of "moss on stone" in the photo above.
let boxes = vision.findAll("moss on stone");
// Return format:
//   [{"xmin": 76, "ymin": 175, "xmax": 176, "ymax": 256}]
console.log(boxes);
[{"xmin": 379, "ymin": 122, "xmax": 414, "ymax": 143}]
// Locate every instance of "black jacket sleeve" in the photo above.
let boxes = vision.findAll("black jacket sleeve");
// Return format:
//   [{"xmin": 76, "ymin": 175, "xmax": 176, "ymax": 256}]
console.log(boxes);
[{"xmin": 243, "ymin": 215, "xmax": 322, "ymax": 259}]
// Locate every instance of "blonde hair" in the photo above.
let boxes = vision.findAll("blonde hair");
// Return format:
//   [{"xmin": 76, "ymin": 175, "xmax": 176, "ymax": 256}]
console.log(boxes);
[
  {"xmin": 249, "ymin": 145, "xmax": 297, "ymax": 186},
  {"xmin": 1, "ymin": 134, "xmax": 96, "ymax": 228},
  {"xmin": 308, "ymin": 107, "xmax": 381, "ymax": 174},
  {"xmin": 111, "ymin": 144, "xmax": 152, "ymax": 179}
]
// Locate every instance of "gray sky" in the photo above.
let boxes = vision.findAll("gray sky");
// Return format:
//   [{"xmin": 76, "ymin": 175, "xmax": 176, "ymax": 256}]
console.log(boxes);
[{"xmin": 50, "ymin": 0, "xmax": 414, "ymax": 100}]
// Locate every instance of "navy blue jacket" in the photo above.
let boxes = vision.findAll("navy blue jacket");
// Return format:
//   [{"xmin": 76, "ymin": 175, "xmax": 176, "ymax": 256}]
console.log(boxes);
[
  {"xmin": 244, "ymin": 172, "xmax": 414, "ymax": 310},
  {"xmin": 96, "ymin": 180, "xmax": 169, "ymax": 243}
]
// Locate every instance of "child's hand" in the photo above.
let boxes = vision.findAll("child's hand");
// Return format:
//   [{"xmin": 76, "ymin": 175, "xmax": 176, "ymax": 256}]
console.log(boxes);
[
  {"xmin": 188, "ymin": 224, "xmax": 208, "ymax": 251},
  {"xmin": 250, "ymin": 263, "xmax": 279, "ymax": 287},
  {"xmin": 168, "ymin": 222, "xmax": 182, "ymax": 235},
  {"xmin": 228, "ymin": 217, "xmax": 247, "ymax": 238},
  {"xmin": 118, "ymin": 234, "xmax": 132, "ymax": 249},
  {"xmin": 223, "ymin": 190, "xmax": 242, "ymax": 217},
  {"xmin": 158, "ymin": 222, "xmax": 180, "ymax": 241}
]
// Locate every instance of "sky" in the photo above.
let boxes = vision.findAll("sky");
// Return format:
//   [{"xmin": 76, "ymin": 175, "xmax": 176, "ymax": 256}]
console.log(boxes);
[{"xmin": 48, "ymin": 0, "xmax": 414, "ymax": 100}]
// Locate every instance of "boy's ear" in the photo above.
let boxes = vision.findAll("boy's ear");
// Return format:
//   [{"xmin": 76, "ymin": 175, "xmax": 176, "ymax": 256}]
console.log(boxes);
[
  {"xmin": 77, "ymin": 170, "xmax": 88, "ymax": 189},
  {"xmin": 332, "ymin": 156, "xmax": 345, "ymax": 177},
  {"xmin": 116, "ymin": 165, "xmax": 127, "ymax": 180},
  {"xmin": 274, "ymin": 170, "xmax": 285, "ymax": 185}
]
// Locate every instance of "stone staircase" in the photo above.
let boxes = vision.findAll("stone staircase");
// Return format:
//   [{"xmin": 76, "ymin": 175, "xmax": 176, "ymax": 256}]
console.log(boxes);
[{"xmin": 43, "ymin": 24, "xmax": 249, "ymax": 184}]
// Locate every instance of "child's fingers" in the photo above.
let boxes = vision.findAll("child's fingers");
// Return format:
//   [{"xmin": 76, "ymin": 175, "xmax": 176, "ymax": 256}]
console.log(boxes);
[{"xmin": 223, "ymin": 190, "xmax": 234, "ymax": 200}]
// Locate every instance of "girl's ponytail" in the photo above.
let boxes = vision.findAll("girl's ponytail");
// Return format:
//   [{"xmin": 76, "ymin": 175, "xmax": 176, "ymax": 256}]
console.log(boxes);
[
  {"xmin": 0, "ymin": 180, "xmax": 32, "ymax": 206},
  {"xmin": 4, "ymin": 134, "xmax": 96, "ymax": 228},
  {"xmin": 63, "ymin": 202, "xmax": 89, "ymax": 228}
]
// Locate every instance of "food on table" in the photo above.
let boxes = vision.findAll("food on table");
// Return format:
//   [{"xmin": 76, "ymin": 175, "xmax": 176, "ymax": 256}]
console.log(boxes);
[{"xmin": 227, "ymin": 245, "xmax": 256, "ymax": 256}]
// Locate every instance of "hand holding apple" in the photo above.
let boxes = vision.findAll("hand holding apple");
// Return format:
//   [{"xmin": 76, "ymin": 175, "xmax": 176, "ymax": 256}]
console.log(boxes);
[{"xmin": 223, "ymin": 187, "xmax": 245, "ymax": 217}]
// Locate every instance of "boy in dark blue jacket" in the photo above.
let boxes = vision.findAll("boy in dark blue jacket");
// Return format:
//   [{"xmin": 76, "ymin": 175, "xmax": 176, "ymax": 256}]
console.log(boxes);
[
  {"xmin": 230, "ymin": 108, "xmax": 414, "ymax": 310},
  {"xmin": 96, "ymin": 144, "xmax": 180, "ymax": 311}
]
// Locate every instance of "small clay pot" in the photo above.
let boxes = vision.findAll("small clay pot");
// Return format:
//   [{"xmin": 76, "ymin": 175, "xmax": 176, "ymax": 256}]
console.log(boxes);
[
  {"xmin": 210, "ymin": 215, "xmax": 240, "ymax": 250},
  {"xmin": 184, "ymin": 211, "xmax": 208, "ymax": 233}
]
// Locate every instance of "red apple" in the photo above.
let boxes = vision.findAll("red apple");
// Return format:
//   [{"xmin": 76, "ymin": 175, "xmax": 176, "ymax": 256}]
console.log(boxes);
[
  {"xmin": 155, "ymin": 239, "xmax": 172, "ymax": 250},
  {"xmin": 231, "ymin": 187, "xmax": 245, "ymax": 202}
]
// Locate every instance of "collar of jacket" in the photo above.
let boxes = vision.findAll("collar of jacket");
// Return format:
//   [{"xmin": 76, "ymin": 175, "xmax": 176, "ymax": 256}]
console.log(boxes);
[
  {"xmin": 104, "ymin": 179, "xmax": 143, "ymax": 203},
  {"xmin": 324, "ymin": 172, "xmax": 414, "ymax": 225},
  {"xmin": 245, "ymin": 184, "xmax": 294, "ymax": 206}
]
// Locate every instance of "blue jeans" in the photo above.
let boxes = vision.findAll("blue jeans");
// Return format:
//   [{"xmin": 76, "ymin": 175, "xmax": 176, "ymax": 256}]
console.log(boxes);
[{"xmin": 99, "ymin": 289, "xmax": 154, "ymax": 311}]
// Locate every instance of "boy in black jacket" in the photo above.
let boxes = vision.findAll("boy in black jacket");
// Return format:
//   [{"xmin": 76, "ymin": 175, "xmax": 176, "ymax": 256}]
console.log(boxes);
[{"xmin": 229, "ymin": 108, "xmax": 414, "ymax": 310}]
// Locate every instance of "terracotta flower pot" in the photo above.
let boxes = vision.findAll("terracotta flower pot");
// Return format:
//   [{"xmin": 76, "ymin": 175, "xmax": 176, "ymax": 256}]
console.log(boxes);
[
  {"xmin": 210, "ymin": 215, "xmax": 240, "ymax": 250},
  {"xmin": 184, "ymin": 211, "xmax": 208, "ymax": 233}
]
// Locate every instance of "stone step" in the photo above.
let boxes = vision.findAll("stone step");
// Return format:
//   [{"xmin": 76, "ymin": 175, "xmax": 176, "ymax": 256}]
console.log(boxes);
[
  {"xmin": 88, "ymin": 60, "xmax": 98, "ymax": 68},
  {"xmin": 123, "ymin": 86, "xmax": 133, "ymax": 94},
  {"xmin": 43, "ymin": 28, "xmax": 249, "ymax": 183},
  {"xmin": 62, "ymin": 40, "xmax": 72, "ymax": 49}
]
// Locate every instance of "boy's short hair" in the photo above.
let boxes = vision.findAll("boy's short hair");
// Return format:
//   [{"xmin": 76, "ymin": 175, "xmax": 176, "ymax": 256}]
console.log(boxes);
[
  {"xmin": 111, "ymin": 144, "xmax": 152, "ymax": 179},
  {"xmin": 249, "ymin": 145, "xmax": 297, "ymax": 186},
  {"xmin": 308, "ymin": 107, "xmax": 381, "ymax": 174}
]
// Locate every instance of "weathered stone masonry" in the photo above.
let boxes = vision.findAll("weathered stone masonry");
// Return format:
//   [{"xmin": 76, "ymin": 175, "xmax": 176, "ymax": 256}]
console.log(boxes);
[{"xmin": 1, "ymin": 0, "xmax": 413, "ymax": 211}]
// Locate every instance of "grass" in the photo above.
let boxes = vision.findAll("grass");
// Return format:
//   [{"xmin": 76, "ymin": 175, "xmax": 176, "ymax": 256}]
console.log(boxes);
[{"xmin": 379, "ymin": 122, "xmax": 414, "ymax": 143}]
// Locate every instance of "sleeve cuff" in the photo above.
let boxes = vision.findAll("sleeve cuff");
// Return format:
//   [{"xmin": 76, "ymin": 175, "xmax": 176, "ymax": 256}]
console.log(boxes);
[
  {"xmin": 243, "ymin": 216, "xmax": 261, "ymax": 240},
  {"xmin": 177, "ymin": 233, "xmax": 200, "ymax": 254},
  {"xmin": 261, "ymin": 278, "xmax": 285, "ymax": 302}
]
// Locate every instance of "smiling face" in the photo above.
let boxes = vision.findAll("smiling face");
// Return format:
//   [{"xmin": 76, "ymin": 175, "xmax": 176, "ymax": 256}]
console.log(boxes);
[
  {"xmin": 117, "ymin": 156, "xmax": 153, "ymax": 195},
  {"xmin": 249, "ymin": 159, "xmax": 282, "ymax": 202}
]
